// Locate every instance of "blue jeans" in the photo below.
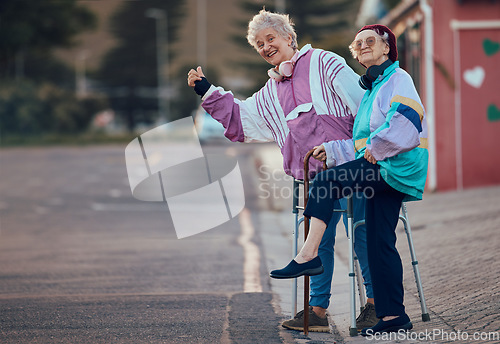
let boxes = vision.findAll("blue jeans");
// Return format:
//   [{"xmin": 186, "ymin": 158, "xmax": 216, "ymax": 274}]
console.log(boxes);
[{"xmin": 309, "ymin": 193, "xmax": 373, "ymax": 309}]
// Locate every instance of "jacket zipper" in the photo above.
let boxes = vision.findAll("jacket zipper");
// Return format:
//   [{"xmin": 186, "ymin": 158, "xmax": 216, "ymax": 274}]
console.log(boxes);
[{"xmin": 290, "ymin": 75, "xmax": 298, "ymax": 108}]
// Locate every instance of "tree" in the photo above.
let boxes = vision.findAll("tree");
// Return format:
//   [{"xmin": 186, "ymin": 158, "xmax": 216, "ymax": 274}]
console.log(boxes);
[
  {"xmin": 0, "ymin": 0, "xmax": 96, "ymax": 81},
  {"xmin": 231, "ymin": 0, "xmax": 363, "ymax": 94},
  {"xmin": 96, "ymin": 0, "xmax": 185, "ymax": 131},
  {"xmin": 0, "ymin": 0, "xmax": 107, "ymax": 141},
  {"xmin": 0, "ymin": 80, "xmax": 107, "ymax": 138}
]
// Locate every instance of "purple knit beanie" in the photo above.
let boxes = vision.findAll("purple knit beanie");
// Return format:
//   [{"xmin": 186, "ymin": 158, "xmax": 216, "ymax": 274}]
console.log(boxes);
[{"xmin": 357, "ymin": 24, "xmax": 398, "ymax": 63}]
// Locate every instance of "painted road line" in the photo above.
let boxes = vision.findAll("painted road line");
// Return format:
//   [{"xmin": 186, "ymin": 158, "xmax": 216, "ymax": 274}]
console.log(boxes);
[{"xmin": 237, "ymin": 208, "xmax": 262, "ymax": 293}]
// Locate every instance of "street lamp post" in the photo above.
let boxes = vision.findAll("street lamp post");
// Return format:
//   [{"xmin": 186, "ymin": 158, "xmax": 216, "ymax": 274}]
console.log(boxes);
[
  {"xmin": 76, "ymin": 50, "xmax": 89, "ymax": 98},
  {"xmin": 145, "ymin": 8, "xmax": 169, "ymax": 123},
  {"xmin": 275, "ymin": 0, "xmax": 285, "ymax": 13},
  {"xmin": 197, "ymin": 0, "xmax": 207, "ymax": 68}
]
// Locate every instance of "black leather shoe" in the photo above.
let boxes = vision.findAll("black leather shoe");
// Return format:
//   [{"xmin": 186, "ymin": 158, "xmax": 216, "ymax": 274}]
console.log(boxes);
[
  {"xmin": 270, "ymin": 256, "xmax": 324, "ymax": 279},
  {"xmin": 360, "ymin": 313, "xmax": 412, "ymax": 336}
]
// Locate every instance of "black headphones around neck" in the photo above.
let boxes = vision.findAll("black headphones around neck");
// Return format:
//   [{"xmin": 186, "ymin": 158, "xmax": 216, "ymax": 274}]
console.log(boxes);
[{"xmin": 359, "ymin": 59, "xmax": 393, "ymax": 90}]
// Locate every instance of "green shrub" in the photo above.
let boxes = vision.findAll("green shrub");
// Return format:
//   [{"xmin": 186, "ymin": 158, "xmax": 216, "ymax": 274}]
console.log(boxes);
[{"xmin": 0, "ymin": 80, "xmax": 107, "ymax": 137}]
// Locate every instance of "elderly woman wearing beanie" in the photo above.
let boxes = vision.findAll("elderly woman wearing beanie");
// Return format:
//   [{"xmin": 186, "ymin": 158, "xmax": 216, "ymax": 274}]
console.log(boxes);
[{"xmin": 270, "ymin": 24, "xmax": 429, "ymax": 335}]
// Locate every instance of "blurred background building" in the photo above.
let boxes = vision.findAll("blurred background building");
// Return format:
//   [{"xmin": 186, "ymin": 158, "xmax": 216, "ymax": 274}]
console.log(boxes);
[
  {"xmin": 365, "ymin": 0, "xmax": 500, "ymax": 191},
  {"xmin": 1, "ymin": 0, "xmax": 499, "ymax": 191}
]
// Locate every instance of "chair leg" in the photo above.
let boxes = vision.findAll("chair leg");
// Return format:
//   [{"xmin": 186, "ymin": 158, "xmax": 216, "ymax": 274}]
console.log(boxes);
[
  {"xmin": 304, "ymin": 275, "xmax": 310, "ymax": 334},
  {"xmin": 400, "ymin": 203, "xmax": 431, "ymax": 322},
  {"xmin": 354, "ymin": 256, "xmax": 366, "ymax": 311},
  {"xmin": 292, "ymin": 179, "xmax": 301, "ymax": 317},
  {"xmin": 353, "ymin": 220, "xmax": 367, "ymax": 312},
  {"xmin": 292, "ymin": 215, "xmax": 302, "ymax": 317},
  {"xmin": 347, "ymin": 196, "xmax": 358, "ymax": 336},
  {"xmin": 303, "ymin": 215, "xmax": 310, "ymax": 335}
]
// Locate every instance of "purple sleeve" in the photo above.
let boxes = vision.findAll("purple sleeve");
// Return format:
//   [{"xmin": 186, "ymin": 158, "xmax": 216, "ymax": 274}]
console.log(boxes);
[
  {"xmin": 323, "ymin": 139, "xmax": 355, "ymax": 167},
  {"xmin": 367, "ymin": 73, "xmax": 425, "ymax": 161},
  {"xmin": 202, "ymin": 88, "xmax": 245, "ymax": 142}
]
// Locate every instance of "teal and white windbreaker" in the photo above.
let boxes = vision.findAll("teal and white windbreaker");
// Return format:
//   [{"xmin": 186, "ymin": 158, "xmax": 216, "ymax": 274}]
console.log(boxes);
[{"xmin": 353, "ymin": 61, "xmax": 428, "ymax": 201}]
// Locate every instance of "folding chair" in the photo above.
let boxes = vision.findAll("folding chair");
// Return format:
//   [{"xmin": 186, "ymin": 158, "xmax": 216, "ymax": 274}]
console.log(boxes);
[{"xmin": 292, "ymin": 149, "xmax": 430, "ymax": 336}]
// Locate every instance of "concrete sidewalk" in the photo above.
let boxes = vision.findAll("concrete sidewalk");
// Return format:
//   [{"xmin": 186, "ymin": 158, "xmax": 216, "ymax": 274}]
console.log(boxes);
[{"xmin": 255, "ymin": 144, "xmax": 500, "ymax": 344}]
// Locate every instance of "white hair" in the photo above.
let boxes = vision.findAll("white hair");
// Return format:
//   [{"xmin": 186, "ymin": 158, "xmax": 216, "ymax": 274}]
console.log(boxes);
[{"xmin": 246, "ymin": 9, "xmax": 298, "ymax": 50}]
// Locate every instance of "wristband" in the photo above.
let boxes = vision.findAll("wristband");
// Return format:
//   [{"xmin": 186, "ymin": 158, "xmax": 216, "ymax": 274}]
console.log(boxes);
[{"xmin": 194, "ymin": 77, "xmax": 211, "ymax": 97}]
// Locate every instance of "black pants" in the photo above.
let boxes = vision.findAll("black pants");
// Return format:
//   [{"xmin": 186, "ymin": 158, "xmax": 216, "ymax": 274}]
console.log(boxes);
[{"xmin": 304, "ymin": 157, "xmax": 406, "ymax": 318}]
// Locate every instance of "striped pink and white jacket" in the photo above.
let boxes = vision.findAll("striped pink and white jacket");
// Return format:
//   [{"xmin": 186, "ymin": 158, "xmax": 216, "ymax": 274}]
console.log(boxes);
[{"xmin": 201, "ymin": 44, "xmax": 365, "ymax": 179}]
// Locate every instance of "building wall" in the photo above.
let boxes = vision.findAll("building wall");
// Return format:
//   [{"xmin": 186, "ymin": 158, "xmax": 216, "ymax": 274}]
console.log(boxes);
[{"xmin": 431, "ymin": 0, "xmax": 500, "ymax": 190}]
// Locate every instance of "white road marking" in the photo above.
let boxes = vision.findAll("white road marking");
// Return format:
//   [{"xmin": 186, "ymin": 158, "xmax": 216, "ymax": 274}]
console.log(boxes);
[
  {"xmin": 237, "ymin": 208, "xmax": 262, "ymax": 293},
  {"xmin": 109, "ymin": 189, "xmax": 122, "ymax": 198},
  {"xmin": 91, "ymin": 203, "xmax": 165, "ymax": 211}
]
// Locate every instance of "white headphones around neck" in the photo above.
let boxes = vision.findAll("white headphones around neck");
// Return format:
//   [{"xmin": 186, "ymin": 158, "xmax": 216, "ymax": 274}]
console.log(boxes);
[{"xmin": 268, "ymin": 51, "xmax": 299, "ymax": 82}]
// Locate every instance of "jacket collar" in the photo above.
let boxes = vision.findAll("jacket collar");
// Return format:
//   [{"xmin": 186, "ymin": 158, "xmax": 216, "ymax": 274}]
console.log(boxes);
[
  {"xmin": 296, "ymin": 44, "xmax": 313, "ymax": 62},
  {"xmin": 372, "ymin": 61, "xmax": 399, "ymax": 87}
]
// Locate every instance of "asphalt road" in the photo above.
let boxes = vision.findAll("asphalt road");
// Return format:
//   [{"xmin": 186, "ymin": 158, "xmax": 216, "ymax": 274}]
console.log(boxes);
[{"xmin": 0, "ymin": 143, "xmax": 291, "ymax": 344}]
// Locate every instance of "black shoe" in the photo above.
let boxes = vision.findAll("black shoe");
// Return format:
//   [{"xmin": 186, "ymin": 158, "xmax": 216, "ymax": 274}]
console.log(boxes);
[
  {"xmin": 360, "ymin": 313, "xmax": 413, "ymax": 336},
  {"xmin": 270, "ymin": 256, "xmax": 324, "ymax": 279}
]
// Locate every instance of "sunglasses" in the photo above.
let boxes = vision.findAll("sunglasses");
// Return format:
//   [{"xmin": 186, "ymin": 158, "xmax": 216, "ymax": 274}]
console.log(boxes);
[{"xmin": 349, "ymin": 36, "xmax": 384, "ymax": 51}]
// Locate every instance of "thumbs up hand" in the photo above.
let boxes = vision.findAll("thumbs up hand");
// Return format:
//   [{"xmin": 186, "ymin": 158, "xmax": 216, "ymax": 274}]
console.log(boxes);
[{"xmin": 187, "ymin": 66, "xmax": 206, "ymax": 87}]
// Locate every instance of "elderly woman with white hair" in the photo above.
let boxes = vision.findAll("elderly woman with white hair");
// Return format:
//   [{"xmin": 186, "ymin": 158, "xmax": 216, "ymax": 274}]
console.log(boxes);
[{"xmin": 188, "ymin": 9, "xmax": 378, "ymax": 332}]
